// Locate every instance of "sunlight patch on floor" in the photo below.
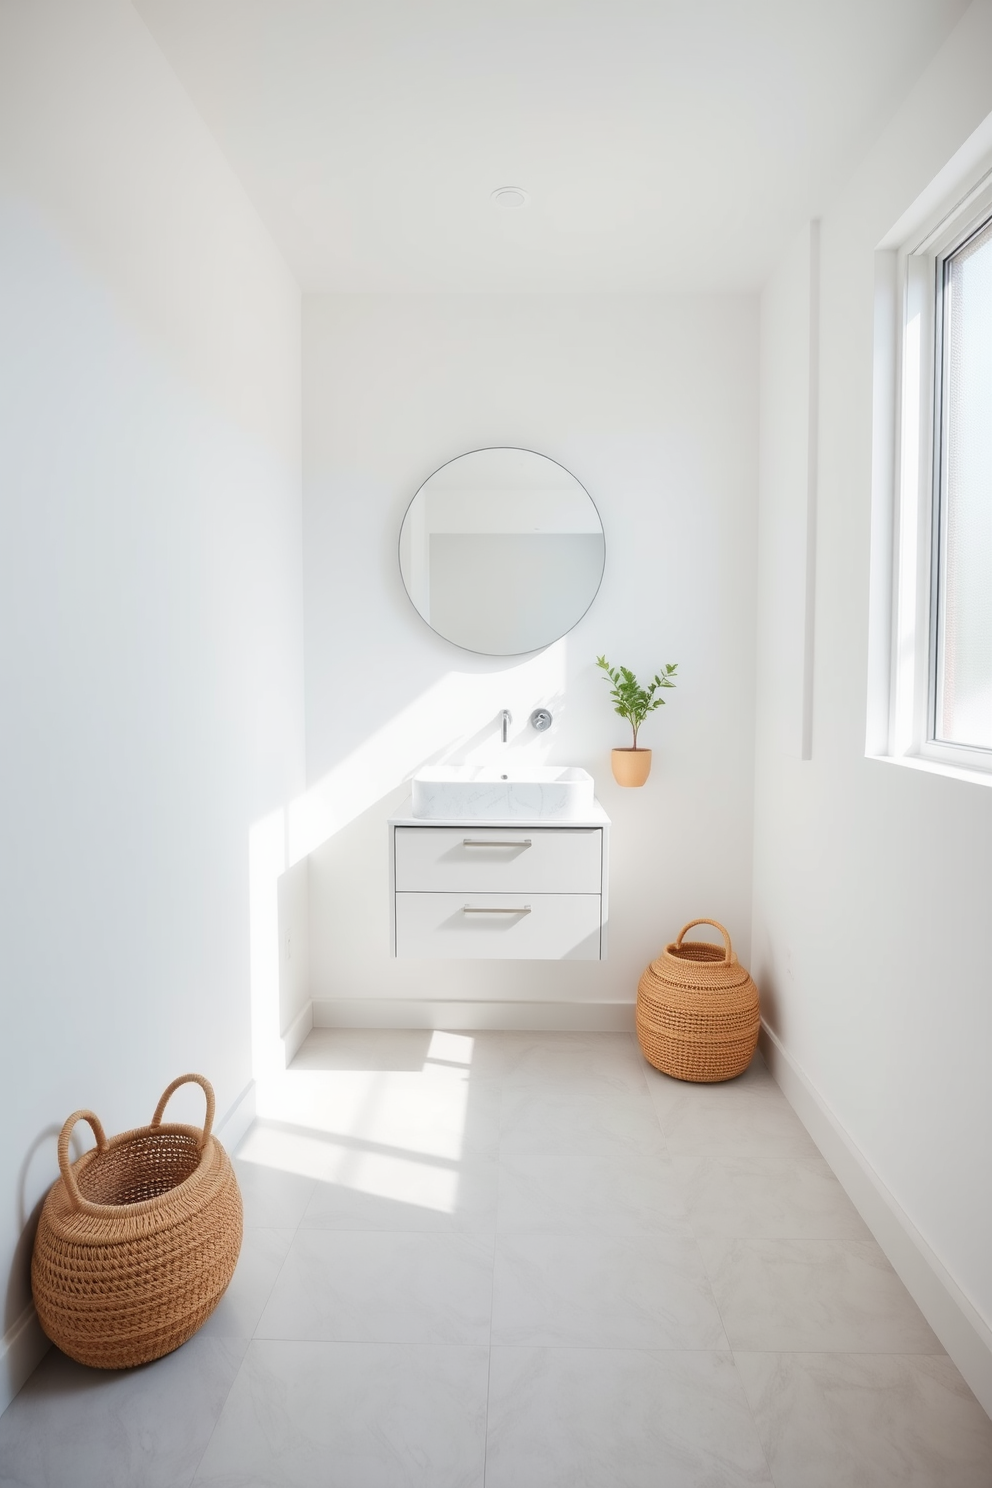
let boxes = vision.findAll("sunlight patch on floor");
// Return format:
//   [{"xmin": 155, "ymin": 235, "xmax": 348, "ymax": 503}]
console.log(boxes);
[
  {"xmin": 237, "ymin": 1123, "xmax": 461, "ymax": 1212},
  {"xmin": 238, "ymin": 1029, "xmax": 478, "ymax": 1213}
]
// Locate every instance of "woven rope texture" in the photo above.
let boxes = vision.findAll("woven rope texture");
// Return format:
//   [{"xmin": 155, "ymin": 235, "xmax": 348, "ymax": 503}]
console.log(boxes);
[
  {"xmin": 31, "ymin": 1074, "xmax": 242, "ymax": 1369},
  {"xmin": 636, "ymin": 918, "xmax": 760, "ymax": 1082}
]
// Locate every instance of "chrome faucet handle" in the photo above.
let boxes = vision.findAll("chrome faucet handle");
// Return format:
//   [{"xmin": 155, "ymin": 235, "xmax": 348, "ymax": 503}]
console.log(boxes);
[{"xmin": 530, "ymin": 708, "xmax": 553, "ymax": 732}]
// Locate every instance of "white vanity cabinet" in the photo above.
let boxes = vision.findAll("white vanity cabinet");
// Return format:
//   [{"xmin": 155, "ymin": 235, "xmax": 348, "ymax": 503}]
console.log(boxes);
[{"xmin": 389, "ymin": 808, "xmax": 610, "ymax": 960}]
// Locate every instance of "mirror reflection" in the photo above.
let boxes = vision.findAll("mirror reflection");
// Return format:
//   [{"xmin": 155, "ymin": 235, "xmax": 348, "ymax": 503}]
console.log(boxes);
[{"xmin": 398, "ymin": 447, "xmax": 606, "ymax": 655}]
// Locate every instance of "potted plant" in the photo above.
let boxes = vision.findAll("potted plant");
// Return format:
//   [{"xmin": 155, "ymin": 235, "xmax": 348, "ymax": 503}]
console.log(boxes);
[{"xmin": 596, "ymin": 655, "xmax": 678, "ymax": 786}]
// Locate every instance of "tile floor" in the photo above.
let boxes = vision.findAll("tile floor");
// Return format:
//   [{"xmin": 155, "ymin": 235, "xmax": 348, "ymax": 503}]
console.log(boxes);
[{"xmin": 1, "ymin": 1030, "xmax": 990, "ymax": 1487}]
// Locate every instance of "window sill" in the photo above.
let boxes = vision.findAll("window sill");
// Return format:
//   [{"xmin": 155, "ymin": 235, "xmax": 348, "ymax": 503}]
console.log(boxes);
[{"xmin": 866, "ymin": 752, "xmax": 992, "ymax": 789}]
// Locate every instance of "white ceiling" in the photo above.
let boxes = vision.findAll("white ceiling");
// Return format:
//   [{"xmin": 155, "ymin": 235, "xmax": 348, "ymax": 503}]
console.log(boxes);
[{"xmin": 134, "ymin": 0, "xmax": 968, "ymax": 293}]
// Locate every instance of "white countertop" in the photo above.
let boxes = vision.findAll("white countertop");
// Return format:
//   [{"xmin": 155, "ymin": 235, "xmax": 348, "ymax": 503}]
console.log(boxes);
[{"xmin": 389, "ymin": 796, "xmax": 611, "ymax": 829}]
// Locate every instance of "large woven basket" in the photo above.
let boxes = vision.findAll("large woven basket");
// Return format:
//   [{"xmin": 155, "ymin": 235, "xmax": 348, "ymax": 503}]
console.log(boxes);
[
  {"xmin": 636, "ymin": 919, "xmax": 760, "ymax": 1082},
  {"xmin": 32, "ymin": 1073, "xmax": 242, "ymax": 1369}
]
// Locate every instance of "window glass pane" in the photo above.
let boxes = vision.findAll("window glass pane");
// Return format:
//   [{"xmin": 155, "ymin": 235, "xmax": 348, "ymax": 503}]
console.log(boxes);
[{"xmin": 936, "ymin": 215, "xmax": 992, "ymax": 748}]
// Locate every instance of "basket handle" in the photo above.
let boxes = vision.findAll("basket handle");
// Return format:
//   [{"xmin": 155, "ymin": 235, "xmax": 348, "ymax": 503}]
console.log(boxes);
[
  {"xmin": 675, "ymin": 919, "xmax": 733, "ymax": 963},
  {"xmin": 57, "ymin": 1111, "xmax": 108, "ymax": 1211},
  {"xmin": 151, "ymin": 1073, "xmax": 215, "ymax": 1149}
]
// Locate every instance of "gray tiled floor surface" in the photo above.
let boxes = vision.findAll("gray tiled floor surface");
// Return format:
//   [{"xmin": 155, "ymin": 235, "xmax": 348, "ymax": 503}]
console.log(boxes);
[{"xmin": 2, "ymin": 1030, "xmax": 990, "ymax": 1487}]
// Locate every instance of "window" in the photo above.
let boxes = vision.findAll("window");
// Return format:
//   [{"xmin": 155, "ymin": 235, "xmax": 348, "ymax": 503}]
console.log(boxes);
[
  {"xmin": 875, "ymin": 168, "xmax": 992, "ymax": 780},
  {"xmin": 932, "ymin": 215, "xmax": 992, "ymax": 752}
]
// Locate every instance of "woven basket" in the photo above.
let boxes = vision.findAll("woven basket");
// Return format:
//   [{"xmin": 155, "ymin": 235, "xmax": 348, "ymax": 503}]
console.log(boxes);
[
  {"xmin": 32, "ymin": 1073, "xmax": 242, "ymax": 1369},
  {"xmin": 636, "ymin": 919, "xmax": 760, "ymax": 1082}
]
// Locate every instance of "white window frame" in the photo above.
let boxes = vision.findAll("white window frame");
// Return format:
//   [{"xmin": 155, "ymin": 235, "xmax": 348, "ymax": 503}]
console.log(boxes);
[{"xmin": 879, "ymin": 166, "xmax": 992, "ymax": 780}]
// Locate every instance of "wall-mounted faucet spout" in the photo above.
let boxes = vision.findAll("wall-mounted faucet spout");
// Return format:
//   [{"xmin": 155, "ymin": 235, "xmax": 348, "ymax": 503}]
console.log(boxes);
[{"xmin": 501, "ymin": 709, "xmax": 512, "ymax": 744}]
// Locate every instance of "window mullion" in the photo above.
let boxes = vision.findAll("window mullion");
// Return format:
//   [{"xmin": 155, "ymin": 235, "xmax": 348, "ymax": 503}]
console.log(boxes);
[{"xmin": 927, "ymin": 252, "xmax": 949, "ymax": 747}]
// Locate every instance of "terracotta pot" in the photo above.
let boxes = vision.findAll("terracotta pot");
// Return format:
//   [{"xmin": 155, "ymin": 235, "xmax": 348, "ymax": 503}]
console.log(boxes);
[{"xmin": 611, "ymin": 748, "xmax": 652, "ymax": 786}]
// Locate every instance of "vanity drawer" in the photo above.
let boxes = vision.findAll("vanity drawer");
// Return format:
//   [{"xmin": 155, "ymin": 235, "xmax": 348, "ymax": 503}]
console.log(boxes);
[
  {"xmin": 395, "ymin": 892, "xmax": 602, "ymax": 960},
  {"xmin": 394, "ymin": 826, "xmax": 602, "ymax": 894}
]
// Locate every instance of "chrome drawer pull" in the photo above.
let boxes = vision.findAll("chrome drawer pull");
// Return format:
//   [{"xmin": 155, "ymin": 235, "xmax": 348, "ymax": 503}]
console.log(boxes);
[
  {"xmin": 462, "ymin": 838, "xmax": 532, "ymax": 848},
  {"xmin": 462, "ymin": 904, "xmax": 532, "ymax": 914}
]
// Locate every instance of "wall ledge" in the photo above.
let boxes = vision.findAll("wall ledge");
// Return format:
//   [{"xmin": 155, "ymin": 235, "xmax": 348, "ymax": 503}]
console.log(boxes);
[
  {"xmin": 311, "ymin": 998, "xmax": 636, "ymax": 1033},
  {"xmin": 866, "ymin": 751, "xmax": 992, "ymax": 790},
  {"xmin": 760, "ymin": 1020, "xmax": 992, "ymax": 1421}
]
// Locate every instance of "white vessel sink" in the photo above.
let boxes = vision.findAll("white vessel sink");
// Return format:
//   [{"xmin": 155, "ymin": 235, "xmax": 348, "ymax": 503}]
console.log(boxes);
[{"xmin": 411, "ymin": 765, "xmax": 595, "ymax": 820}]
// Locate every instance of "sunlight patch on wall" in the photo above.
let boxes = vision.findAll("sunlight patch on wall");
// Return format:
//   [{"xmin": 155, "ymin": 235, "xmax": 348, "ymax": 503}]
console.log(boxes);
[
  {"xmin": 285, "ymin": 642, "xmax": 568, "ymax": 864},
  {"xmin": 248, "ymin": 643, "xmax": 564, "ymax": 1074}
]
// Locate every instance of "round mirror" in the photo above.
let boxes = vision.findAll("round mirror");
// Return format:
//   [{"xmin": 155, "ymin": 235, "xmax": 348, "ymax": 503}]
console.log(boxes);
[{"xmin": 398, "ymin": 448, "xmax": 606, "ymax": 655}]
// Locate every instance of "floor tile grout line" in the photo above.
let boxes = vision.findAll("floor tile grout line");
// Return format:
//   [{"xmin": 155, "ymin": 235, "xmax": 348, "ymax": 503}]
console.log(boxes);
[
  {"xmin": 240, "ymin": 1159, "xmax": 316, "ymax": 1335},
  {"xmin": 642, "ymin": 1054, "xmax": 780, "ymax": 1452},
  {"xmin": 10, "ymin": 1035, "xmax": 986, "ymax": 1486},
  {"xmin": 636, "ymin": 1050, "xmax": 678, "ymax": 1164},
  {"xmin": 637, "ymin": 1042, "xmax": 780, "ymax": 1487},
  {"xmin": 728, "ymin": 1346, "xmax": 779, "ymax": 1488},
  {"xmin": 186, "ymin": 1135, "xmax": 321, "ymax": 1484},
  {"xmin": 245, "ymin": 1199, "xmax": 313, "ymax": 1336},
  {"xmin": 214, "ymin": 1040, "xmax": 957, "ymax": 1472},
  {"xmin": 185, "ymin": 1334, "xmax": 253, "ymax": 1488},
  {"xmin": 482, "ymin": 1073, "xmax": 513, "ymax": 1485}
]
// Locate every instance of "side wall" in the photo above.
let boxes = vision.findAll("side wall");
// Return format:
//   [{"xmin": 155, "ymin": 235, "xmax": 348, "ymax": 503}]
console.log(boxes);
[
  {"xmin": 302, "ymin": 293, "xmax": 758, "ymax": 1019},
  {"xmin": 752, "ymin": 0, "xmax": 992, "ymax": 1413},
  {"xmin": 0, "ymin": 0, "xmax": 305, "ymax": 1407}
]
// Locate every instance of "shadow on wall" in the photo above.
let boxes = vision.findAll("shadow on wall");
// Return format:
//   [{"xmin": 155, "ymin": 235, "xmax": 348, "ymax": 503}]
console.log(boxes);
[
  {"xmin": 4, "ymin": 1130, "xmax": 60, "ymax": 1339},
  {"xmin": 249, "ymin": 646, "xmax": 570, "ymax": 1075},
  {"xmin": 750, "ymin": 925, "xmax": 782, "ymax": 1041},
  {"xmin": 6, "ymin": 1120, "xmax": 134, "ymax": 1341}
]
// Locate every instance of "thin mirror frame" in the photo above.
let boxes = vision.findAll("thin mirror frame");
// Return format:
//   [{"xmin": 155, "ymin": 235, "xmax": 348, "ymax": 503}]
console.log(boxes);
[{"xmin": 397, "ymin": 446, "xmax": 607, "ymax": 657}]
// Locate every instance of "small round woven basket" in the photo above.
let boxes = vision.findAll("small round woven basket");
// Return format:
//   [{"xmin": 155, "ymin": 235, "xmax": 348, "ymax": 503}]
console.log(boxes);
[
  {"xmin": 31, "ymin": 1073, "xmax": 242, "ymax": 1369},
  {"xmin": 636, "ymin": 919, "xmax": 760, "ymax": 1082}
]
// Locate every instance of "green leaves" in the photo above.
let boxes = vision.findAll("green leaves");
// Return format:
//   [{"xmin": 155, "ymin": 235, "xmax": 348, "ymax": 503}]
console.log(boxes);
[{"xmin": 596, "ymin": 655, "xmax": 678, "ymax": 748}]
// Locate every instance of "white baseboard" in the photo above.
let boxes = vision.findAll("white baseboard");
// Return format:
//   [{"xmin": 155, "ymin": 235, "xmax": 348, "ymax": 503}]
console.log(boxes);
[
  {"xmin": 216, "ymin": 1079, "xmax": 257, "ymax": 1153},
  {"xmin": 0, "ymin": 1303, "xmax": 49, "ymax": 1419},
  {"xmin": 281, "ymin": 1001, "xmax": 314, "ymax": 1067},
  {"xmin": 312, "ymin": 998, "xmax": 636, "ymax": 1033},
  {"xmin": 760, "ymin": 1021, "xmax": 992, "ymax": 1420}
]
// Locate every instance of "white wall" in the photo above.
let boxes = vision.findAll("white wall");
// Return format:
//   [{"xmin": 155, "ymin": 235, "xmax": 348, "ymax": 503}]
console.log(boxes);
[
  {"xmin": 0, "ymin": 0, "xmax": 304, "ymax": 1405},
  {"xmin": 753, "ymin": 0, "xmax": 992, "ymax": 1412},
  {"xmin": 755, "ymin": 221, "xmax": 818, "ymax": 762},
  {"xmin": 302, "ymin": 293, "xmax": 758, "ymax": 1014}
]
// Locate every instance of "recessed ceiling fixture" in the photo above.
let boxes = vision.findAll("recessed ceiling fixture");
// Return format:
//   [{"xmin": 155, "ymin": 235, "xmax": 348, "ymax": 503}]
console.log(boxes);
[{"xmin": 490, "ymin": 186, "xmax": 530, "ymax": 211}]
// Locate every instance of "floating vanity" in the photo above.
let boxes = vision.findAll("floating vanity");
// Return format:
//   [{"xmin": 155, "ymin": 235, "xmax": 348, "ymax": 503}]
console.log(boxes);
[
  {"xmin": 391, "ymin": 448, "xmax": 610, "ymax": 961},
  {"xmin": 390, "ymin": 768, "xmax": 610, "ymax": 960}
]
